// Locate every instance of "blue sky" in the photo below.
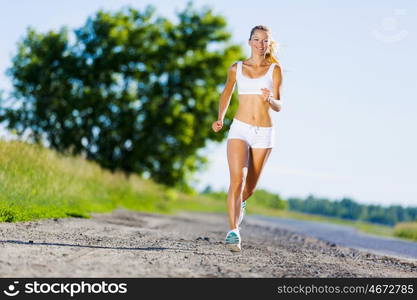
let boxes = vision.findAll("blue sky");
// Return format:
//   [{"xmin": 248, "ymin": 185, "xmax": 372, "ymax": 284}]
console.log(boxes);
[{"xmin": 1, "ymin": 0, "xmax": 416, "ymax": 207}]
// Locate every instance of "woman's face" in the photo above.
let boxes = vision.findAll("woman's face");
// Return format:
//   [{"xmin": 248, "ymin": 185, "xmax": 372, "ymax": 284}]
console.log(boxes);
[{"xmin": 248, "ymin": 29, "xmax": 270, "ymax": 56}]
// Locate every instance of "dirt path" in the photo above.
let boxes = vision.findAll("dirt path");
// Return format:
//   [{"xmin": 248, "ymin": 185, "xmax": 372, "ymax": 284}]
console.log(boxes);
[{"xmin": 0, "ymin": 209, "xmax": 416, "ymax": 277}]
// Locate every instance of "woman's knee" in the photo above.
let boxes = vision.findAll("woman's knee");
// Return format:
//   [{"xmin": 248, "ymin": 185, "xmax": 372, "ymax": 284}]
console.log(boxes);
[
  {"xmin": 229, "ymin": 179, "xmax": 244, "ymax": 190},
  {"xmin": 230, "ymin": 167, "xmax": 248, "ymax": 184},
  {"xmin": 229, "ymin": 168, "xmax": 248, "ymax": 190}
]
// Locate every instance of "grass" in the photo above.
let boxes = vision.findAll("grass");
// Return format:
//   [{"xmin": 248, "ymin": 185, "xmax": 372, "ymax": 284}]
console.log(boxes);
[
  {"xmin": 1, "ymin": 138, "xmax": 416, "ymax": 243},
  {"xmin": 394, "ymin": 222, "xmax": 417, "ymax": 241}
]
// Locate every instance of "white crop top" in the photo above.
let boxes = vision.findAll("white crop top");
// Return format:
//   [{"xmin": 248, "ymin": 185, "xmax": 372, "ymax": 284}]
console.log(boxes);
[{"xmin": 236, "ymin": 60, "xmax": 276, "ymax": 95}]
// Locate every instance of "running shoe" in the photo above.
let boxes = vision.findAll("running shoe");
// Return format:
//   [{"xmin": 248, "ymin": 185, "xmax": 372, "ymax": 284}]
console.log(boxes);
[{"xmin": 225, "ymin": 228, "xmax": 241, "ymax": 252}]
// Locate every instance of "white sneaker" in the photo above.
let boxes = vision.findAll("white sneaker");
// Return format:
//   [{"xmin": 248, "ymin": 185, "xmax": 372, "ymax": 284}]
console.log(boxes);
[
  {"xmin": 238, "ymin": 201, "xmax": 246, "ymax": 229},
  {"xmin": 225, "ymin": 228, "xmax": 241, "ymax": 252}
]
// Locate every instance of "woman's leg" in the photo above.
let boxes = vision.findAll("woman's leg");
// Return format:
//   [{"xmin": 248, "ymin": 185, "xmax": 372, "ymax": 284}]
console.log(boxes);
[
  {"xmin": 242, "ymin": 147, "xmax": 272, "ymax": 202},
  {"xmin": 226, "ymin": 138, "xmax": 250, "ymax": 229}
]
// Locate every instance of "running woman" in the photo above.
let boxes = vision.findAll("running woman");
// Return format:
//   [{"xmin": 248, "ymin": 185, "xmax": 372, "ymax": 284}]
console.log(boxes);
[{"xmin": 211, "ymin": 25, "xmax": 283, "ymax": 252}]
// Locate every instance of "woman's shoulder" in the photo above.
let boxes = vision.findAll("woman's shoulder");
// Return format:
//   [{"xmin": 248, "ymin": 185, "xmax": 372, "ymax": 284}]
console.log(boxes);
[
  {"xmin": 231, "ymin": 60, "xmax": 241, "ymax": 67},
  {"xmin": 228, "ymin": 61, "xmax": 240, "ymax": 73},
  {"xmin": 272, "ymin": 60, "xmax": 282, "ymax": 68},
  {"xmin": 271, "ymin": 62, "xmax": 283, "ymax": 81},
  {"xmin": 272, "ymin": 61, "xmax": 282, "ymax": 72}
]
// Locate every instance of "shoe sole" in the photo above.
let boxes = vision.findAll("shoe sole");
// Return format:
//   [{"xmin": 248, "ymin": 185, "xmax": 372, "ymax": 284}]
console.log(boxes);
[{"xmin": 227, "ymin": 243, "xmax": 241, "ymax": 252}]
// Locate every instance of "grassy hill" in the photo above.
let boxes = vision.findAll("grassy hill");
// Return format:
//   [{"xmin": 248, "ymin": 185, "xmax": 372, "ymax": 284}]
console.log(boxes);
[{"xmin": 0, "ymin": 139, "xmax": 225, "ymax": 222}]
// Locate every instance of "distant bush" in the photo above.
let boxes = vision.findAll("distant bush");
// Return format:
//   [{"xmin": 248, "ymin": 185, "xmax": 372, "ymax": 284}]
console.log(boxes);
[
  {"xmin": 394, "ymin": 222, "xmax": 417, "ymax": 241},
  {"xmin": 202, "ymin": 186, "xmax": 287, "ymax": 210}
]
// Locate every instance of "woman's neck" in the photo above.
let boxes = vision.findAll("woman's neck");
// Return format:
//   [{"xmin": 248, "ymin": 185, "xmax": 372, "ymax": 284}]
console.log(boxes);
[{"xmin": 246, "ymin": 55, "xmax": 268, "ymax": 67}]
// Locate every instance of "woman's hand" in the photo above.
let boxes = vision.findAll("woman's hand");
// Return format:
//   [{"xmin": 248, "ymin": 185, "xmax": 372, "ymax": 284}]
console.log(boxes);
[
  {"xmin": 212, "ymin": 119, "xmax": 223, "ymax": 132},
  {"xmin": 261, "ymin": 88, "xmax": 272, "ymax": 102}
]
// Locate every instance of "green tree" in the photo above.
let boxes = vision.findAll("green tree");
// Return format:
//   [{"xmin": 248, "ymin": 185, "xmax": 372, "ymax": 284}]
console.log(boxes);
[
  {"xmin": 338, "ymin": 197, "xmax": 364, "ymax": 220},
  {"xmin": 0, "ymin": 2, "xmax": 243, "ymax": 192},
  {"xmin": 251, "ymin": 189, "xmax": 287, "ymax": 210}
]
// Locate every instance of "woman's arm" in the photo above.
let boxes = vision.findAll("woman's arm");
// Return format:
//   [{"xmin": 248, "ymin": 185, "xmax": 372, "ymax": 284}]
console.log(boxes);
[
  {"xmin": 268, "ymin": 64, "xmax": 283, "ymax": 112},
  {"xmin": 217, "ymin": 63, "xmax": 237, "ymax": 121}
]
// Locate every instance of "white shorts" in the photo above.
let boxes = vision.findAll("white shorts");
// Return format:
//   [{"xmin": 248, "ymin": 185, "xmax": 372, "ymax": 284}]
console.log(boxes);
[{"xmin": 227, "ymin": 118, "xmax": 275, "ymax": 148}]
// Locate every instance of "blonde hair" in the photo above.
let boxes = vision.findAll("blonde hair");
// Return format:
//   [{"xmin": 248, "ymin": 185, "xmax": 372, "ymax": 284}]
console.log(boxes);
[{"xmin": 249, "ymin": 25, "xmax": 280, "ymax": 64}]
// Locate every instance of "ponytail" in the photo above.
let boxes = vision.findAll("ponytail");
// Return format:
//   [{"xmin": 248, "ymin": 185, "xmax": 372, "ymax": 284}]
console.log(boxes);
[{"xmin": 266, "ymin": 39, "xmax": 279, "ymax": 64}]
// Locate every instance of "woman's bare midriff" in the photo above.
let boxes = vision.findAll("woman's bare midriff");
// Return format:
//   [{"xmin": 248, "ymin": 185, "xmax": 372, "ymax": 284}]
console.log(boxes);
[{"xmin": 234, "ymin": 94, "xmax": 273, "ymax": 127}]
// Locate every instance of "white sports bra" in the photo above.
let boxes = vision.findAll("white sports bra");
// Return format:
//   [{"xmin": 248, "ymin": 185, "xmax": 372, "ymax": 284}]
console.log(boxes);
[{"xmin": 236, "ymin": 60, "xmax": 276, "ymax": 95}]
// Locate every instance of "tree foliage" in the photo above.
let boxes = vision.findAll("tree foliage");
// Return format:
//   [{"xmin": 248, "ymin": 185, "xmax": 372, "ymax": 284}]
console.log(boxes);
[
  {"xmin": 0, "ymin": 2, "xmax": 243, "ymax": 191},
  {"xmin": 288, "ymin": 195, "xmax": 417, "ymax": 226},
  {"xmin": 251, "ymin": 188, "xmax": 287, "ymax": 210}
]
